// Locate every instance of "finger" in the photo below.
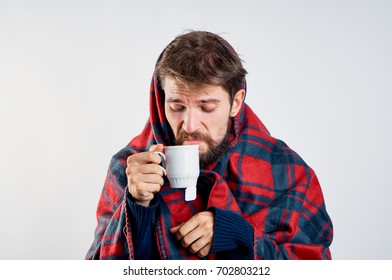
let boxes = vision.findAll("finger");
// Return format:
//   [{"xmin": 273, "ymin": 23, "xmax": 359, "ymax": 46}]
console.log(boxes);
[
  {"xmin": 129, "ymin": 182, "xmax": 161, "ymax": 195},
  {"xmin": 149, "ymin": 143, "xmax": 164, "ymax": 153},
  {"xmin": 180, "ymin": 221, "xmax": 214, "ymax": 249},
  {"xmin": 179, "ymin": 212, "xmax": 214, "ymax": 248},
  {"xmin": 127, "ymin": 151, "xmax": 162, "ymax": 165},
  {"xmin": 169, "ymin": 224, "xmax": 181, "ymax": 234},
  {"xmin": 140, "ymin": 173, "xmax": 164, "ymax": 186},
  {"xmin": 197, "ymin": 243, "xmax": 212, "ymax": 258},
  {"xmin": 189, "ymin": 236, "xmax": 210, "ymax": 254},
  {"xmin": 180, "ymin": 227, "xmax": 200, "ymax": 248},
  {"xmin": 126, "ymin": 162, "xmax": 164, "ymax": 183},
  {"xmin": 174, "ymin": 219, "xmax": 198, "ymax": 241},
  {"xmin": 138, "ymin": 163, "xmax": 165, "ymax": 176},
  {"xmin": 138, "ymin": 182, "xmax": 161, "ymax": 194}
]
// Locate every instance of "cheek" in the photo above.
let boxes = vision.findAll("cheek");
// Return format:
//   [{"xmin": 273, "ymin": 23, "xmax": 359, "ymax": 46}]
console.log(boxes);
[
  {"xmin": 165, "ymin": 110, "xmax": 181, "ymax": 136},
  {"xmin": 203, "ymin": 113, "xmax": 230, "ymax": 141}
]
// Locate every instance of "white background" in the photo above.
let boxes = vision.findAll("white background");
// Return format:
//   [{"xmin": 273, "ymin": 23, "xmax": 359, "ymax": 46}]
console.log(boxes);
[{"xmin": 0, "ymin": 0, "xmax": 391, "ymax": 260}]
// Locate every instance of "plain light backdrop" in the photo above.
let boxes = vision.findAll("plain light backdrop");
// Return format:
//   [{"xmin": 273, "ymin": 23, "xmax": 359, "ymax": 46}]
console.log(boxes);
[{"xmin": 1, "ymin": 0, "xmax": 391, "ymax": 259}]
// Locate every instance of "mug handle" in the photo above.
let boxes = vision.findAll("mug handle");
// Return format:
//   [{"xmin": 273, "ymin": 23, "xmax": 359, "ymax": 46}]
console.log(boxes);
[{"xmin": 154, "ymin": 151, "xmax": 167, "ymax": 176}]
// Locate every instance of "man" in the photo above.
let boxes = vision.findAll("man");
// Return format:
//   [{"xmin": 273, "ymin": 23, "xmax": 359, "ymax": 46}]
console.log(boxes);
[{"xmin": 86, "ymin": 31, "xmax": 333, "ymax": 260}]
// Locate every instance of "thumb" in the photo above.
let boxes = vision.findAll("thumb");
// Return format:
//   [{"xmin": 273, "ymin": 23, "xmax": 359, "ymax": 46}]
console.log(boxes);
[{"xmin": 149, "ymin": 143, "xmax": 164, "ymax": 153}]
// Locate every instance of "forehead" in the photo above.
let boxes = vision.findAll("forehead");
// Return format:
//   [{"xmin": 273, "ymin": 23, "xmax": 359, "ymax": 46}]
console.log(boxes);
[{"xmin": 163, "ymin": 77, "xmax": 230, "ymax": 102}]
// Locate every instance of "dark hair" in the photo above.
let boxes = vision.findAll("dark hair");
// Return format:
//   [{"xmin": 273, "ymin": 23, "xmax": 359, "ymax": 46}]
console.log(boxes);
[{"xmin": 155, "ymin": 31, "xmax": 247, "ymax": 102}]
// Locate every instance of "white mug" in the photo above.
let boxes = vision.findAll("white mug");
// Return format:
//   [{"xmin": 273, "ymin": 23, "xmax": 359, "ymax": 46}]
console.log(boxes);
[{"xmin": 155, "ymin": 145, "xmax": 199, "ymax": 201}]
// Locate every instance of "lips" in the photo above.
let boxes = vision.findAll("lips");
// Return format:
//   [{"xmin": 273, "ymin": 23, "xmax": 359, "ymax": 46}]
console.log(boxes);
[
  {"xmin": 183, "ymin": 138, "xmax": 202, "ymax": 145},
  {"xmin": 184, "ymin": 137, "xmax": 199, "ymax": 141},
  {"xmin": 183, "ymin": 140, "xmax": 202, "ymax": 145}
]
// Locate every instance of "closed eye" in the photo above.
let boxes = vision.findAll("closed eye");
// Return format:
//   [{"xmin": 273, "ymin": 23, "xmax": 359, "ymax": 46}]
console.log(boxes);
[
  {"xmin": 198, "ymin": 99, "xmax": 220, "ymax": 113},
  {"xmin": 201, "ymin": 106, "xmax": 216, "ymax": 113},
  {"xmin": 170, "ymin": 104, "xmax": 186, "ymax": 112}
]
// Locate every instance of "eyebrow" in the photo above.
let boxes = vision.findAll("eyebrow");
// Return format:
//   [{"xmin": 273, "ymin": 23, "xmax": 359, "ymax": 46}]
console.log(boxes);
[{"xmin": 166, "ymin": 97, "xmax": 221, "ymax": 104}]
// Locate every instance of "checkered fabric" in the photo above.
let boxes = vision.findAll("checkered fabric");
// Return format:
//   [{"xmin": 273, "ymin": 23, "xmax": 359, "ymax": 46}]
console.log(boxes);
[{"xmin": 86, "ymin": 63, "xmax": 333, "ymax": 261}]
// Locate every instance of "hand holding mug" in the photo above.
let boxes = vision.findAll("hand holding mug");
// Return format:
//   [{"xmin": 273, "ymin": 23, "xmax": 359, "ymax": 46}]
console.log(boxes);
[{"xmin": 126, "ymin": 144, "xmax": 165, "ymax": 207}]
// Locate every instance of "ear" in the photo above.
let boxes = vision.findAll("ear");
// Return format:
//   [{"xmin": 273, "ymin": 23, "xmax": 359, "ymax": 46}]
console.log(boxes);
[{"xmin": 230, "ymin": 89, "xmax": 245, "ymax": 117}]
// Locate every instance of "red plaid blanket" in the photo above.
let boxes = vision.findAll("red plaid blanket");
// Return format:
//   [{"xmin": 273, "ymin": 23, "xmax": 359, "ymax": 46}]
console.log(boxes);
[{"xmin": 86, "ymin": 74, "xmax": 333, "ymax": 260}]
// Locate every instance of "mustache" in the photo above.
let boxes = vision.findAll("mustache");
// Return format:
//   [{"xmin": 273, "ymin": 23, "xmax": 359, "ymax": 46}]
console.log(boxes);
[{"xmin": 175, "ymin": 131, "xmax": 216, "ymax": 146}]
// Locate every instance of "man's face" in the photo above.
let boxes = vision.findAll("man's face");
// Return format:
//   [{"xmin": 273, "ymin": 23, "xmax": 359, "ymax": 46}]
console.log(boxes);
[{"xmin": 164, "ymin": 77, "xmax": 233, "ymax": 167}]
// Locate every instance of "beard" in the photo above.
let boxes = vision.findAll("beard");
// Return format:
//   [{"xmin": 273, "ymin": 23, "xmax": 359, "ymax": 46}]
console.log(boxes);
[{"xmin": 175, "ymin": 119, "xmax": 231, "ymax": 169}]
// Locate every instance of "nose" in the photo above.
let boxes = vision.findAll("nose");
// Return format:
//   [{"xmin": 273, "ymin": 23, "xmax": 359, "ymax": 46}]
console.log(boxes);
[{"xmin": 182, "ymin": 109, "xmax": 201, "ymax": 133}]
